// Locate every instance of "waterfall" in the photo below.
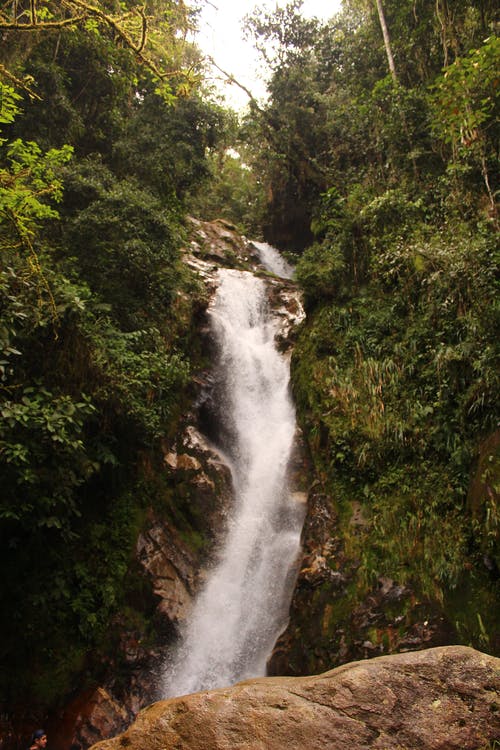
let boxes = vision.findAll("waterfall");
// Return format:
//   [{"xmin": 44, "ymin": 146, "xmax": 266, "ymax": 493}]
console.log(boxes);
[
  {"xmin": 252, "ymin": 240, "xmax": 295, "ymax": 280},
  {"xmin": 162, "ymin": 261, "xmax": 304, "ymax": 698}
]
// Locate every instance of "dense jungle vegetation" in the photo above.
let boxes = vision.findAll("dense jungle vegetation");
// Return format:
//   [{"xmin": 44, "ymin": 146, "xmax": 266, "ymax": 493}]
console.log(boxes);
[
  {"xmin": 1, "ymin": 0, "xmax": 498, "ymax": 727},
  {"xmin": 0, "ymin": 0, "xmax": 233, "ymax": 714},
  {"xmin": 239, "ymin": 0, "xmax": 499, "ymax": 663}
]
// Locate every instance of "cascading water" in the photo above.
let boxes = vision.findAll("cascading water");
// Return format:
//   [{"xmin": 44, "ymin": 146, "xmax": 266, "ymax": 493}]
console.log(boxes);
[
  {"xmin": 251, "ymin": 240, "xmax": 295, "ymax": 280},
  {"xmin": 162, "ymin": 257, "xmax": 304, "ymax": 699}
]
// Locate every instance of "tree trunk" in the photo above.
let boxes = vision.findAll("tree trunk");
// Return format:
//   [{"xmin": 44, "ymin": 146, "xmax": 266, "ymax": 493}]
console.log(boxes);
[{"xmin": 375, "ymin": 0, "xmax": 397, "ymax": 82}]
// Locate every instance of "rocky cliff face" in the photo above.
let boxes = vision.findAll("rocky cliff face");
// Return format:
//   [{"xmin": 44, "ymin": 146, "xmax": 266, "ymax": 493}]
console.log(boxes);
[
  {"xmin": 90, "ymin": 646, "xmax": 499, "ymax": 750},
  {"xmin": 46, "ymin": 219, "xmax": 307, "ymax": 750},
  {"xmin": 268, "ymin": 486, "xmax": 456, "ymax": 679},
  {"xmin": 145, "ymin": 218, "xmax": 306, "ymax": 639}
]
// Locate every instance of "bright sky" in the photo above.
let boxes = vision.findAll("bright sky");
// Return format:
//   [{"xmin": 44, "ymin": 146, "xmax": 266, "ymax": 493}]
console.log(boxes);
[{"xmin": 195, "ymin": 0, "xmax": 343, "ymax": 110}]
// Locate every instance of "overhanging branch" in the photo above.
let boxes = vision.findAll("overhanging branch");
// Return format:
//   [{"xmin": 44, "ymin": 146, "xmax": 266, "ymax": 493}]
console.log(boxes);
[
  {"xmin": 0, "ymin": 0, "xmax": 184, "ymax": 84},
  {"xmin": 208, "ymin": 56, "xmax": 265, "ymax": 114},
  {"xmin": 0, "ymin": 63, "xmax": 41, "ymax": 99}
]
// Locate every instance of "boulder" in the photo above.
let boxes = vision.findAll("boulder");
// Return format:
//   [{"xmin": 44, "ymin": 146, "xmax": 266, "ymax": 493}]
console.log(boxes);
[
  {"xmin": 91, "ymin": 646, "xmax": 499, "ymax": 750},
  {"xmin": 185, "ymin": 217, "xmax": 259, "ymax": 269}
]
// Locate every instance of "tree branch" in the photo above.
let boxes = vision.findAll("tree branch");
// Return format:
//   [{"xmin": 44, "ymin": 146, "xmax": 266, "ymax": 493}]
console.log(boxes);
[
  {"xmin": 0, "ymin": 63, "xmax": 41, "ymax": 99},
  {"xmin": 0, "ymin": 16, "xmax": 87, "ymax": 29},
  {"xmin": 0, "ymin": 0, "xmax": 183, "ymax": 84},
  {"xmin": 207, "ymin": 56, "xmax": 265, "ymax": 114}
]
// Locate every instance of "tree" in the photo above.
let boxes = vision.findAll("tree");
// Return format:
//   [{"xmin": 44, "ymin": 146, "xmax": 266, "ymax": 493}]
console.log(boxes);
[
  {"xmin": 242, "ymin": 2, "xmax": 328, "ymax": 249},
  {"xmin": 375, "ymin": 0, "xmax": 397, "ymax": 81},
  {"xmin": 0, "ymin": 0, "xmax": 200, "ymax": 100},
  {"xmin": 431, "ymin": 35, "xmax": 499, "ymax": 223}
]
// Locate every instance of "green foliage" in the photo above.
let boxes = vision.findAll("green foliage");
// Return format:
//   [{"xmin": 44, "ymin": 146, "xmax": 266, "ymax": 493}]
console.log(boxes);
[
  {"xmin": 1, "ymin": 138, "xmax": 73, "ymax": 241},
  {"xmin": 61, "ymin": 162, "xmax": 184, "ymax": 329},
  {"xmin": 253, "ymin": 10, "xmax": 498, "ymax": 634},
  {"xmin": 112, "ymin": 91, "xmax": 228, "ymax": 201},
  {"xmin": 359, "ymin": 465, "xmax": 469, "ymax": 596},
  {"xmin": 188, "ymin": 148, "xmax": 266, "ymax": 235},
  {"xmin": 431, "ymin": 35, "xmax": 500, "ymax": 216},
  {"xmin": 0, "ymin": 387, "xmax": 96, "ymax": 533},
  {"xmin": 244, "ymin": 0, "xmax": 319, "ymax": 71},
  {"xmin": 0, "ymin": 82, "xmax": 74, "ymax": 253},
  {"xmin": 292, "ymin": 212, "xmax": 499, "ymax": 648},
  {"xmin": 0, "ymin": 12, "xmax": 230, "ymax": 712},
  {"xmin": 81, "ymin": 320, "xmax": 190, "ymax": 441},
  {"xmin": 278, "ymin": 9, "xmax": 500, "ymax": 634},
  {"xmin": 0, "ymin": 0, "xmax": 199, "ymax": 104},
  {"xmin": 310, "ymin": 186, "xmax": 344, "ymax": 238},
  {"xmin": 0, "ymin": 83, "xmax": 22, "ymax": 124},
  {"xmin": 359, "ymin": 188, "xmax": 424, "ymax": 239},
  {"xmin": 432, "ymin": 35, "xmax": 500, "ymax": 150},
  {"xmin": 295, "ymin": 241, "xmax": 346, "ymax": 305},
  {"xmin": 261, "ymin": 2, "xmax": 499, "ymax": 632},
  {"xmin": 244, "ymin": 3, "xmax": 498, "ymax": 247}
]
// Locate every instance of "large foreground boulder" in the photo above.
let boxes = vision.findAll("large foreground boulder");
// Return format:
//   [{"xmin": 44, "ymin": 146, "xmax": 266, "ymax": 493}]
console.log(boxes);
[{"xmin": 92, "ymin": 646, "xmax": 499, "ymax": 750}]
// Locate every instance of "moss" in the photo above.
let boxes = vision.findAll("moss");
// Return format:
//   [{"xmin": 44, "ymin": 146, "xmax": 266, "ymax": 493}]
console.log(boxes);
[
  {"xmin": 289, "ymin": 221, "xmax": 499, "ymax": 663},
  {"xmin": 177, "ymin": 527, "xmax": 206, "ymax": 554},
  {"xmin": 445, "ymin": 569, "xmax": 500, "ymax": 653}
]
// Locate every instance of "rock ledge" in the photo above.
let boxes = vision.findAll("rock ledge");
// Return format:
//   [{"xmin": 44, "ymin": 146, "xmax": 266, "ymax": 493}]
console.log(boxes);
[{"xmin": 91, "ymin": 646, "xmax": 499, "ymax": 750}]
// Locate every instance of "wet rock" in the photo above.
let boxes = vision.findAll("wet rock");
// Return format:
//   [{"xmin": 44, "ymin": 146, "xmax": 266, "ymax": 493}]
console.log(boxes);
[
  {"xmin": 51, "ymin": 688, "xmax": 129, "ymax": 750},
  {"xmin": 300, "ymin": 555, "xmax": 346, "ymax": 589},
  {"xmin": 184, "ymin": 218, "xmax": 305, "ymax": 352},
  {"xmin": 185, "ymin": 217, "xmax": 259, "ymax": 269},
  {"xmin": 267, "ymin": 279, "xmax": 305, "ymax": 350},
  {"xmin": 138, "ymin": 422, "xmax": 234, "ymax": 633},
  {"xmin": 175, "ymin": 453, "xmax": 202, "ymax": 472},
  {"xmin": 90, "ymin": 647, "xmax": 500, "ymax": 750},
  {"xmin": 136, "ymin": 520, "xmax": 197, "ymax": 626}
]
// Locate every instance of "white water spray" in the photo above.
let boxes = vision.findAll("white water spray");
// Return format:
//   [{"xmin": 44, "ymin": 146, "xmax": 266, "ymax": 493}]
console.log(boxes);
[
  {"xmin": 163, "ymin": 265, "xmax": 304, "ymax": 698},
  {"xmin": 252, "ymin": 240, "xmax": 295, "ymax": 280}
]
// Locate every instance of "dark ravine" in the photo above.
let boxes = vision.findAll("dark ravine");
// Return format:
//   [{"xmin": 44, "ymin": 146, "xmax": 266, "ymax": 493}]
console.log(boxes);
[{"xmin": 11, "ymin": 221, "xmax": 494, "ymax": 750}]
